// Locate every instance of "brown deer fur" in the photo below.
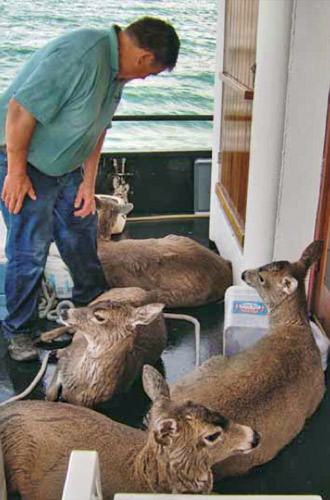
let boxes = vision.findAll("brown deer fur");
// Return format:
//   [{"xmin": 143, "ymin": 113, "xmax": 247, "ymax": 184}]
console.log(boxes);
[
  {"xmin": 0, "ymin": 366, "xmax": 259, "ymax": 500},
  {"xmin": 46, "ymin": 302, "xmax": 167, "ymax": 407},
  {"xmin": 96, "ymin": 197, "xmax": 232, "ymax": 307},
  {"xmin": 170, "ymin": 241, "xmax": 326, "ymax": 479}
]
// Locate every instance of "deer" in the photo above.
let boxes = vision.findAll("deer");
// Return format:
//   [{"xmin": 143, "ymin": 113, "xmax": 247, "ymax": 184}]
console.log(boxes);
[
  {"xmin": 95, "ymin": 194, "xmax": 133, "ymax": 236},
  {"xmin": 45, "ymin": 301, "xmax": 167, "ymax": 407},
  {"xmin": 36, "ymin": 284, "xmax": 202, "ymax": 408},
  {"xmin": 95, "ymin": 196, "xmax": 232, "ymax": 308},
  {"xmin": 0, "ymin": 365, "xmax": 260, "ymax": 500},
  {"xmin": 170, "ymin": 240, "xmax": 326, "ymax": 479}
]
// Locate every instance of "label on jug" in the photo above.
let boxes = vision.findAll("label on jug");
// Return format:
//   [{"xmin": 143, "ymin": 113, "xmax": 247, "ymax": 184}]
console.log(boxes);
[{"xmin": 232, "ymin": 300, "xmax": 268, "ymax": 315}]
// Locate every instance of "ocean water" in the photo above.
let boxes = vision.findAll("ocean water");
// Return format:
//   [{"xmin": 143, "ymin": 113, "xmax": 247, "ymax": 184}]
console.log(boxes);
[{"xmin": 0, "ymin": 0, "xmax": 218, "ymax": 152}]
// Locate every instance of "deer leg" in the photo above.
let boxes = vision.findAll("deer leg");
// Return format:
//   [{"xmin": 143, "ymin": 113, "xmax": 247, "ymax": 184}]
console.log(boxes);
[
  {"xmin": 46, "ymin": 367, "xmax": 62, "ymax": 401},
  {"xmin": 38, "ymin": 325, "xmax": 75, "ymax": 342}
]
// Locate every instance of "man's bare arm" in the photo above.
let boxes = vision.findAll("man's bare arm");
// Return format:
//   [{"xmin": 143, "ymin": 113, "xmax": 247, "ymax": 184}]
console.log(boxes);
[
  {"xmin": 2, "ymin": 98, "xmax": 37, "ymax": 214},
  {"xmin": 74, "ymin": 129, "xmax": 107, "ymax": 217}
]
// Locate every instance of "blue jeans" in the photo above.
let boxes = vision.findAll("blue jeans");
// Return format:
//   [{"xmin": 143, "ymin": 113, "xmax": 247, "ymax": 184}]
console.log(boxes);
[{"xmin": 0, "ymin": 152, "xmax": 108, "ymax": 339}]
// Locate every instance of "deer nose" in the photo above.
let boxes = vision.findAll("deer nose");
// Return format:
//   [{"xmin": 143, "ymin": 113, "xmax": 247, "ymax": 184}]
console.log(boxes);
[
  {"xmin": 58, "ymin": 301, "xmax": 74, "ymax": 323},
  {"xmin": 60, "ymin": 308, "xmax": 69, "ymax": 321},
  {"xmin": 252, "ymin": 431, "xmax": 260, "ymax": 448}
]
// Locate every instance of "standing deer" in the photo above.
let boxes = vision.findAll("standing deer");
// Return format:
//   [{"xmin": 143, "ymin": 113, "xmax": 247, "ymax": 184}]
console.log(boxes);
[
  {"xmin": 170, "ymin": 241, "xmax": 326, "ymax": 478},
  {"xmin": 0, "ymin": 365, "xmax": 259, "ymax": 500}
]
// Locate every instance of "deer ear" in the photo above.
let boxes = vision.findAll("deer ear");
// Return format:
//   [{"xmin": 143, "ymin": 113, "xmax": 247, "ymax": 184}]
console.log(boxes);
[
  {"xmin": 94, "ymin": 196, "xmax": 105, "ymax": 210},
  {"xmin": 131, "ymin": 303, "xmax": 164, "ymax": 327},
  {"xmin": 299, "ymin": 240, "xmax": 323, "ymax": 271},
  {"xmin": 282, "ymin": 276, "xmax": 298, "ymax": 295},
  {"xmin": 95, "ymin": 195, "xmax": 120, "ymax": 213},
  {"xmin": 143, "ymin": 365, "xmax": 170, "ymax": 401},
  {"xmin": 118, "ymin": 202, "xmax": 134, "ymax": 216},
  {"xmin": 154, "ymin": 418, "xmax": 178, "ymax": 445}
]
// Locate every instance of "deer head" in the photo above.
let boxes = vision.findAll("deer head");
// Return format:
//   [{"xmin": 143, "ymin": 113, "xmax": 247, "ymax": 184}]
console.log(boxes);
[
  {"xmin": 241, "ymin": 240, "xmax": 323, "ymax": 310},
  {"xmin": 60, "ymin": 302, "xmax": 164, "ymax": 347},
  {"xmin": 95, "ymin": 195, "xmax": 133, "ymax": 240},
  {"xmin": 141, "ymin": 365, "xmax": 259, "ymax": 494}
]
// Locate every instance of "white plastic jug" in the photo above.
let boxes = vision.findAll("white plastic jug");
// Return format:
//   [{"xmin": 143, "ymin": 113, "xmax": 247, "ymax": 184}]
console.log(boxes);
[
  {"xmin": 44, "ymin": 244, "xmax": 73, "ymax": 299},
  {"xmin": 223, "ymin": 285, "xmax": 329, "ymax": 371}
]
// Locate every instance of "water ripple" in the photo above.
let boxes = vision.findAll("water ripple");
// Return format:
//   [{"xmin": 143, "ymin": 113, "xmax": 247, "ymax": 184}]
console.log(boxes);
[{"xmin": 0, "ymin": 0, "xmax": 217, "ymax": 151}]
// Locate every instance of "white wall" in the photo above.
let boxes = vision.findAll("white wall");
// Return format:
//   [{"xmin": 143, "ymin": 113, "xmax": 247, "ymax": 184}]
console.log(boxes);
[
  {"xmin": 209, "ymin": 0, "xmax": 225, "ymax": 244},
  {"xmin": 209, "ymin": 0, "xmax": 245, "ymax": 283},
  {"xmin": 273, "ymin": 0, "xmax": 330, "ymax": 262},
  {"xmin": 210, "ymin": 0, "xmax": 330, "ymax": 280},
  {"xmin": 242, "ymin": 0, "xmax": 293, "ymax": 270}
]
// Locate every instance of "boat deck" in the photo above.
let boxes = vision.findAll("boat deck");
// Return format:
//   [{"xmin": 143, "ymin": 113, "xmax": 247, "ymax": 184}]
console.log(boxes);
[{"xmin": 0, "ymin": 218, "xmax": 329, "ymax": 499}]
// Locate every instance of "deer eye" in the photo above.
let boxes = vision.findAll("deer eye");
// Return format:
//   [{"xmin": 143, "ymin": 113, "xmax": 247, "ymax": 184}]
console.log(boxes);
[
  {"xmin": 92, "ymin": 310, "xmax": 107, "ymax": 323},
  {"xmin": 258, "ymin": 273, "xmax": 265, "ymax": 284},
  {"xmin": 204, "ymin": 431, "xmax": 222, "ymax": 443}
]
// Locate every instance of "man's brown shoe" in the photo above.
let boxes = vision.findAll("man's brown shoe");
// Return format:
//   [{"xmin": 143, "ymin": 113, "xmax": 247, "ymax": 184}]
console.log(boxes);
[{"xmin": 8, "ymin": 334, "xmax": 39, "ymax": 362}]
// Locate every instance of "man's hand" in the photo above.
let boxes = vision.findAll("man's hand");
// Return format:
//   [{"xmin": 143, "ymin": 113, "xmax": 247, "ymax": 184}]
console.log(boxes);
[
  {"xmin": 74, "ymin": 181, "xmax": 96, "ymax": 217},
  {"xmin": 74, "ymin": 129, "xmax": 107, "ymax": 218},
  {"xmin": 4, "ymin": 98, "xmax": 38, "ymax": 214},
  {"xmin": 1, "ymin": 172, "xmax": 37, "ymax": 214}
]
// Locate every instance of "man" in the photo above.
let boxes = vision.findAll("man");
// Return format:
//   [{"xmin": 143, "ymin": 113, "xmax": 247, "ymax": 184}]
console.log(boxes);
[{"xmin": 0, "ymin": 17, "xmax": 180, "ymax": 361}]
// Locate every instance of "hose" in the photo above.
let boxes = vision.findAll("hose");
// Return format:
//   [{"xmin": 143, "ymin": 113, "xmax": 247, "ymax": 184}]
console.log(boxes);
[
  {"xmin": 0, "ymin": 309, "xmax": 201, "ymax": 406},
  {"xmin": 0, "ymin": 351, "xmax": 51, "ymax": 406},
  {"xmin": 164, "ymin": 313, "xmax": 201, "ymax": 367}
]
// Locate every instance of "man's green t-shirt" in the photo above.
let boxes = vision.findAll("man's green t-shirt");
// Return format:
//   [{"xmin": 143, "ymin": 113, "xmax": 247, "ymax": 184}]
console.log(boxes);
[{"xmin": 0, "ymin": 26, "xmax": 124, "ymax": 176}]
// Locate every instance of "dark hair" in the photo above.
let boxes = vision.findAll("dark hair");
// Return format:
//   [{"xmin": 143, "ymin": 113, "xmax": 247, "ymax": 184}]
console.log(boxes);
[{"xmin": 125, "ymin": 17, "xmax": 180, "ymax": 70}]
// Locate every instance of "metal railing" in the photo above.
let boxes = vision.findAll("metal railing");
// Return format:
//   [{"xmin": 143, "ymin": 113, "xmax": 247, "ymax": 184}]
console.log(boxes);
[{"xmin": 112, "ymin": 114, "xmax": 213, "ymax": 122}]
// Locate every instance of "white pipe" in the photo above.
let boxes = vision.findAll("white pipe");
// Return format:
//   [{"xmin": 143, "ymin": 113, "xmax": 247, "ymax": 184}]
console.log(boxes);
[
  {"xmin": 243, "ymin": 0, "xmax": 293, "ymax": 269},
  {"xmin": 62, "ymin": 451, "xmax": 103, "ymax": 500},
  {"xmin": 164, "ymin": 313, "xmax": 200, "ymax": 367},
  {"xmin": 0, "ymin": 352, "xmax": 51, "ymax": 406}
]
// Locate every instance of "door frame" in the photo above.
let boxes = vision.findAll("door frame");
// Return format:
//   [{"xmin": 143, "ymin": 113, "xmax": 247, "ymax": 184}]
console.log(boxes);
[{"xmin": 309, "ymin": 91, "xmax": 330, "ymax": 336}]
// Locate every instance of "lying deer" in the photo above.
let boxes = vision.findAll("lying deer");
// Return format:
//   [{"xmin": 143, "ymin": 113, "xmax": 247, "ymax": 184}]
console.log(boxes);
[
  {"xmin": 170, "ymin": 240, "xmax": 326, "ymax": 478},
  {"xmin": 96, "ymin": 196, "xmax": 232, "ymax": 307},
  {"xmin": 45, "ymin": 301, "xmax": 167, "ymax": 407},
  {"xmin": 95, "ymin": 194, "xmax": 133, "ymax": 235},
  {"xmin": 0, "ymin": 365, "xmax": 259, "ymax": 500},
  {"xmin": 41, "ymin": 288, "xmax": 203, "ymax": 407}
]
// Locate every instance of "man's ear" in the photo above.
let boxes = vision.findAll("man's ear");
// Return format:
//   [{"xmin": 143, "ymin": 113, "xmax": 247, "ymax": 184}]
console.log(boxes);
[{"xmin": 137, "ymin": 49, "xmax": 155, "ymax": 66}]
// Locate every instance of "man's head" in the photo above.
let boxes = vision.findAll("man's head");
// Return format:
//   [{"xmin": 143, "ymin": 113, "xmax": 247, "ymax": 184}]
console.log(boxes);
[{"xmin": 118, "ymin": 17, "xmax": 180, "ymax": 80}]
